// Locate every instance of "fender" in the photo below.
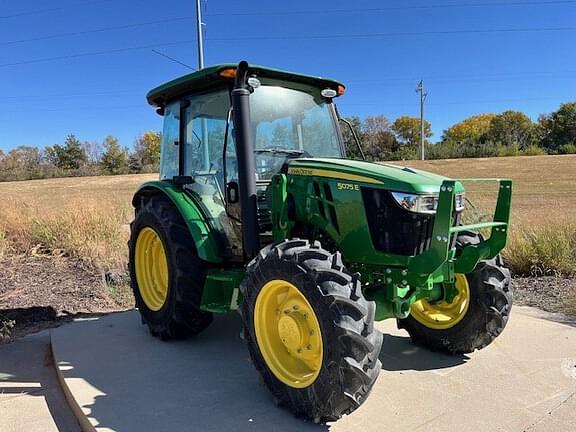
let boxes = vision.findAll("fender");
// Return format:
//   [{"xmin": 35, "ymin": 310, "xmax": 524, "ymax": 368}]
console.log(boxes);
[{"xmin": 132, "ymin": 181, "xmax": 224, "ymax": 263}]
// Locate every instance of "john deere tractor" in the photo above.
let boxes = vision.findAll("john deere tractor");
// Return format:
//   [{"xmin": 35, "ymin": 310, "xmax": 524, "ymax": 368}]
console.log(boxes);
[{"xmin": 129, "ymin": 61, "xmax": 513, "ymax": 422}]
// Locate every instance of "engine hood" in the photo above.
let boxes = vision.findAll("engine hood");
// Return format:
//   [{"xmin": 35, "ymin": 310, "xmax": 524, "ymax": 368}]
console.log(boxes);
[{"xmin": 286, "ymin": 158, "xmax": 464, "ymax": 194}]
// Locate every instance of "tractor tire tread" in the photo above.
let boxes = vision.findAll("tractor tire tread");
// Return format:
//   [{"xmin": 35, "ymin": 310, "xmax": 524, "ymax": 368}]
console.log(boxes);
[
  {"xmin": 128, "ymin": 195, "xmax": 212, "ymax": 340},
  {"xmin": 398, "ymin": 231, "xmax": 512, "ymax": 354},
  {"xmin": 240, "ymin": 238, "xmax": 382, "ymax": 423}
]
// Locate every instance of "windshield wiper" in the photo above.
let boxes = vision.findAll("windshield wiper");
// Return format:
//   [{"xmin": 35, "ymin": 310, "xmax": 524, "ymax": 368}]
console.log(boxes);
[{"xmin": 254, "ymin": 148, "xmax": 305, "ymax": 156}]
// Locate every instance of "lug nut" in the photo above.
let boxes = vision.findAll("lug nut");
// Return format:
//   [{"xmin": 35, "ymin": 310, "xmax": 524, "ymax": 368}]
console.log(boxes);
[
  {"xmin": 284, "ymin": 310, "xmax": 290, "ymax": 314},
  {"xmin": 306, "ymin": 345, "xmax": 312, "ymax": 350},
  {"xmin": 293, "ymin": 305, "xmax": 299, "ymax": 310},
  {"xmin": 309, "ymin": 330, "xmax": 314, "ymax": 335}
]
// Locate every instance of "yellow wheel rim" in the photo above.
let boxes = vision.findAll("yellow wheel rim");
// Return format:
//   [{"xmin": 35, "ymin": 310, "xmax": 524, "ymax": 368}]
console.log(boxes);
[
  {"xmin": 135, "ymin": 227, "xmax": 169, "ymax": 312},
  {"xmin": 411, "ymin": 274, "xmax": 470, "ymax": 330},
  {"xmin": 254, "ymin": 280, "xmax": 323, "ymax": 388}
]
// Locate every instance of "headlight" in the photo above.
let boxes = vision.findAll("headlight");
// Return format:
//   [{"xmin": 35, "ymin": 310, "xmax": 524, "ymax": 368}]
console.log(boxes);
[{"xmin": 391, "ymin": 192, "xmax": 465, "ymax": 214}]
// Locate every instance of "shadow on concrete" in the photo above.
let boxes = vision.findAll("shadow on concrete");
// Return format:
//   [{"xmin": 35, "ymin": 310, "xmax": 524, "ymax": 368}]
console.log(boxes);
[
  {"xmin": 52, "ymin": 312, "xmax": 327, "ymax": 432},
  {"xmin": 379, "ymin": 333, "xmax": 469, "ymax": 371},
  {"xmin": 0, "ymin": 332, "xmax": 80, "ymax": 431}
]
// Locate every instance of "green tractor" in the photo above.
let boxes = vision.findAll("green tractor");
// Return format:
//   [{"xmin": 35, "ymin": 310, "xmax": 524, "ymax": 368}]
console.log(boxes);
[{"xmin": 129, "ymin": 61, "xmax": 513, "ymax": 422}]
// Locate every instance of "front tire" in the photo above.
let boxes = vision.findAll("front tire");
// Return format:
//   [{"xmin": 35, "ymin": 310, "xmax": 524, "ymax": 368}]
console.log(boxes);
[
  {"xmin": 399, "ymin": 231, "xmax": 512, "ymax": 354},
  {"xmin": 128, "ymin": 195, "xmax": 213, "ymax": 339},
  {"xmin": 240, "ymin": 239, "xmax": 383, "ymax": 423}
]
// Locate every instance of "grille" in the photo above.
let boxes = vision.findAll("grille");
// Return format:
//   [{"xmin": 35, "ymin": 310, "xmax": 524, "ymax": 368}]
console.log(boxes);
[{"xmin": 361, "ymin": 188, "xmax": 459, "ymax": 256}]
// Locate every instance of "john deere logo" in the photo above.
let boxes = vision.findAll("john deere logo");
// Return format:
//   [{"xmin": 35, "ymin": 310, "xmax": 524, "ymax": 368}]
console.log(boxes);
[{"xmin": 288, "ymin": 167, "xmax": 314, "ymax": 176}]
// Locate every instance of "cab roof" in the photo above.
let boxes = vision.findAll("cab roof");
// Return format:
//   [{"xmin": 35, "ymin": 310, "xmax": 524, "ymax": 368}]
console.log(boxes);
[{"xmin": 146, "ymin": 63, "xmax": 345, "ymax": 107}]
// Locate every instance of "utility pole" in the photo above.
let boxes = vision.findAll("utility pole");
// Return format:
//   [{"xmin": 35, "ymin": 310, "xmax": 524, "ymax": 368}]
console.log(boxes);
[
  {"xmin": 416, "ymin": 80, "xmax": 427, "ymax": 160},
  {"xmin": 195, "ymin": 0, "xmax": 205, "ymax": 70},
  {"xmin": 195, "ymin": 0, "xmax": 209, "ymax": 170}
]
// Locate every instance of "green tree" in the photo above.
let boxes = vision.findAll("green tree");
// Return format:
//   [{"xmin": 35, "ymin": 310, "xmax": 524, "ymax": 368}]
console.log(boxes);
[
  {"xmin": 441, "ymin": 114, "xmax": 495, "ymax": 145},
  {"xmin": 100, "ymin": 135, "xmax": 128, "ymax": 174},
  {"xmin": 45, "ymin": 135, "xmax": 87, "ymax": 170},
  {"xmin": 133, "ymin": 131, "xmax": 162, "ymax": 171},
  {"xmin": 486, "ymin": 110, "xmax": 537, "ymax": 150},
  {"xmin": 391, "ymin": 116, "xmax": 432, "ymax": 159},
  {"xmin": 538, "ymin": 102, "xmax": 576, "ymax": 152}
]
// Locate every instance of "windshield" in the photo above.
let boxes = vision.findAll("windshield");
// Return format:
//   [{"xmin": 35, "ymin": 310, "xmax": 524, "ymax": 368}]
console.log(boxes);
[{"xmin": 249, "ymin": 79, "xmax": 344, "ymax": 180}]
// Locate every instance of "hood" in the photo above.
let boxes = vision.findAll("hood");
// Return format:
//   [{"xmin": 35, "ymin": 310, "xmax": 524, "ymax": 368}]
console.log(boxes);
[{"xmin": 287, "ymin": 158, "xmax": 464, "ymax": 194}]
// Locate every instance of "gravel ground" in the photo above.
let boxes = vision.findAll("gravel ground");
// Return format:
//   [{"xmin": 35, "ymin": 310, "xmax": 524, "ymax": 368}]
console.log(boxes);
[
  {"xmin": 0, "ymin": 255, "xmax": 133, "ymax": 342},
  {"xmin": 513, "ymin": 276, "xmax": 576, "ymax": 316}
]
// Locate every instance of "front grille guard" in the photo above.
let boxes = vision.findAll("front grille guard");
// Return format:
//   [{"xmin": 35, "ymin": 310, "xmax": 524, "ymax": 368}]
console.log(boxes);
[{"xmin": 407, "ymin": 178, "xmax": 512, "ymax": 287}]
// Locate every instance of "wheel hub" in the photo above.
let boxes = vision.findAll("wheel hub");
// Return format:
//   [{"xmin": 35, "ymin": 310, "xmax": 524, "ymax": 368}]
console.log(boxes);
[
  {"xmin": 411, "ymin": 273, "xmax": 470, "ymax": 330},
  {"xmin": 278, "ymin": 315, "xmax": 302, "ymax": 351},
  {"xmin": 134, "ymin": 227, "xmax": 169, "ymax": 311},
  {"xmin": 254, "ymin": 279, "xmax": 323, "ymax": 388}
]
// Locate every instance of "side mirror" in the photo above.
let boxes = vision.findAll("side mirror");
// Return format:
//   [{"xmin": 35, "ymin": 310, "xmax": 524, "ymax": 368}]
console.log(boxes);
[{"xmin": 226, "ymin": 181, "xmax": 240, "ymax": 204}]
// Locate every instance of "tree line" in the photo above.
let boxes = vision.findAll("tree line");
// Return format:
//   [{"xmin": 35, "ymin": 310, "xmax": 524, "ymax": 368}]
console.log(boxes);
[
  {"xmin": 343, "ymin": 101, "xmax": 576, "ymax": 161},
  {"xmin": 0, "ymin": 101, "xmax": 574, "ymax": 182},
  {"xmin": 0, "ymin": 132, "xmax": 161, "ymax": 182}
]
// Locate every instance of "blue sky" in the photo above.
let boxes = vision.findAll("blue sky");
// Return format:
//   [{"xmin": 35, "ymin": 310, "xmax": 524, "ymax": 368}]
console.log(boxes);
[{"xmin": 1, "ymin": 0, "xmax": 575, "ymax": 151}]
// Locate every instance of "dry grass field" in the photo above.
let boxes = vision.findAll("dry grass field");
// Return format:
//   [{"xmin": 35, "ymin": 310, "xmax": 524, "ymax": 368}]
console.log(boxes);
[
  {"xmin": 0, "ymin": 174, "xmax": 156, "ymax": 271},
  {"xmin": 0, "ymin": 155, "xmax": 574, "ymax": 274}
]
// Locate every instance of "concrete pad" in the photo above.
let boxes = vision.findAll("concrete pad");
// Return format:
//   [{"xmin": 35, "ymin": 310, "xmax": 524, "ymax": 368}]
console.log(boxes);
[
  {"xmin": 0, "ymin": 332, "xmax": 80, "ymax": 432},
  {"xmin": 51, "ymin": 307, "xmax": 576, "ymax": 432}
]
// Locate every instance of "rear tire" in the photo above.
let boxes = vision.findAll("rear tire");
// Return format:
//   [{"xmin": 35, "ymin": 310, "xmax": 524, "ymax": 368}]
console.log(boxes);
[
  {"xmin": 128, "ymin": 195, "xmax": 212, "ymax": 339},
  {"xmin": 240, "ymin": 239, "xmax": 383, "ymax": 423},
  {"xmin": 399, "ymin": 231, "xmax": 512, "ymax": 354}
]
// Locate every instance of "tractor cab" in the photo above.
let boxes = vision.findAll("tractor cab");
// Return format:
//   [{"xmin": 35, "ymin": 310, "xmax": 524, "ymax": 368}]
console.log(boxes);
[{"xmin": 147, "ymin": 63, "xmax": 347, "ymax": 258}]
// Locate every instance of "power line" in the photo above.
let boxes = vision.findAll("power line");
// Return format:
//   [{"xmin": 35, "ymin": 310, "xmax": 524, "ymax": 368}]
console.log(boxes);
[
  {"xmin": 151, "ymin": 49, "xmax": 195, "ymax": 70},
  {"xmin": 208, "ymin": 26, "xmax": 576, "ymax": 42},
  {"xmin": 206, "ymin": 0, "xmax": 576, "ymax": 17},
  {"xmin": 345, "ymin": 73, "xmax": 576, "ymax": 87},
  {"xmin": 339, "ymin": 95, "xmax": 572, "ymax": 107},
  {"xmin": 1, "ymin": 16, "xmax": 192, "ymax": 47},
  {"xmin": 2, "ymin": 24, "xmax": 570, "ymax": 70},
  {"xmin": 4, "ymin": 90, "xmax": 143, "ymax": 101},
  {"xmin": 0, "ymin": 0, "xmax": 114, "ymax": 19},
  {"xmin": 0, "ymin": 39, "xmax": 195, "ymax": 69},
  {"xmin": 346, "ymin": 70, "xmax": 576, "ymax": 83},
  {"xmin": 7, "ymin": 104, "xmax": 145, "ymax": 113}
]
